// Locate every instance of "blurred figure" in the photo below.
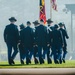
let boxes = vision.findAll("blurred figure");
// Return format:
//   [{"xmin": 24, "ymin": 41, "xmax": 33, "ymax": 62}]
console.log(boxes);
[
  {"xmin": 33, "ymin": 20, "xmax": 40, "ymax": 64},
  {"xmin": 51, "ymin": 24, "xmax": 64, "ymax": 64},
  {"xmin": 47, "ymin": 19, "xmax": 54, "ymax": 31},
  {"xmin": 35, "ymin": 19, "xmax": 48, "ymax": 64},
  {"xmin": 19, "ymin": 24, "xmax": 25, "ymax": 64},
  {"xmin": 21, "ymin": 21, "xmax": 34, "ymax": 65},
  {"xmin": 58, "ymin": 23, "xmax": 69, "ymax": 63},
  {"xmin": 46, "ymin": 19, "xmax": 54, "ymax": 64},
  {"xmin": 4, "ymin": 17, "xmax": 19, "ymax": 65}
]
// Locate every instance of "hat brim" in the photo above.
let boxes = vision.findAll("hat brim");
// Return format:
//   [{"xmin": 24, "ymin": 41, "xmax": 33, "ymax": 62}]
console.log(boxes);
[
  {"xmin": 33, "ymin": 22, "xmax": 40, "ymax": 24},
  {"xmin": 46, "ymin": 20, "xmax": 53, "ymax": 23},
  {"xmin": 9, "ymin": 18, "xmax": 17, "ymax": 21}
]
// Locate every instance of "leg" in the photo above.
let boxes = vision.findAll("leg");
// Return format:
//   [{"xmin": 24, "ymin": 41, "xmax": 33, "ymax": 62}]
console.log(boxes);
[
  {"xmin": 57, "ymin": 47, "xmax": 63, "ymax": 64},
  {"xmin": 25, "ymin": 47, "xmax": 30, "ymax": 65},
  {"xmin": 11, "ymin": 44, "xmax": 18, "ymax": 60},
  {"xmin": 33, "ymin": 46, "xmax": 39, "ymax": 64},
  {"xmin": 19, "ymin": 44, "xmax": 25, "ymax": 64},
  {"xmin": 7, "ymin": 43, "xmax": 12, "ymax": 65},
  {"xmin": 38, "ymin": 46, "xmax": 43, "ymax": 64},
  {"xmin": 63, "ymin": 46, "xmax": 67, "ymax": 63},
  {"xmin": 52, "ymin": 46, "xmax": 57, "ymax": 64}
]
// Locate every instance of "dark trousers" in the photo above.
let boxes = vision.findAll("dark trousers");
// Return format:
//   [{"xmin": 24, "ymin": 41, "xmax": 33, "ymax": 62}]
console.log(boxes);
[
  {"xmin": 24, "ymin": 47, "xmax": 33, "ymax": 63},
  {"xmin": 6, "ymin": 43, "xmax": 18, "ymax": 63},
  {"xmin": 19, "ymin": 43, "xmax": 26, "ymax": 61},
  {"xmin": 38, "ymin": 46, "xmax": 50, "ymax": 64},
  {"xmin": 33, "ymin": 46, "xmax": 38, "ymax": 58},
  {"xmin": 63, "ymin": 46, "xmax": 67, "ymax": 59},
  {"xmin": 52, "ymin": 46, "xmax": 62, "ymax": 63}
]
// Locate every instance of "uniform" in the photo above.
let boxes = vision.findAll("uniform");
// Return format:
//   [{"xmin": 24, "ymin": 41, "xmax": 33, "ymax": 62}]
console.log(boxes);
[
  {"xmin": 21, "ymin": 26, "xmax": 34, "ymax": 64},
  {"xmin": 19, "ymin": 24, "xmax": 25, "ymax": 64},
  {"xmin": 4, "ymin": 23, "xmax": 19, "ymax": 65},
  {"xmin": 51, "ymin": 25, "xmax": 64, "ymax": 64},
  {"xmin": 59, "ymin": 28, "xmax": 69, "ymax": 63},
  {"xmin": 35, "ymin": 24, "xmax": 49, "ymax": 64}
]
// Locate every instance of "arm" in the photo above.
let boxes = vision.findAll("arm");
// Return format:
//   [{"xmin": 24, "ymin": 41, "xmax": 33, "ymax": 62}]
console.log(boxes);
[{"xmin": 4, "ymin": 27, "xmax": 7, "ymax": 42}]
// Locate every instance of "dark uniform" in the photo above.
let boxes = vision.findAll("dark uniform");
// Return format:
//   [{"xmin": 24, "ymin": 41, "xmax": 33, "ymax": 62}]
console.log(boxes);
[
  {"xmin": 21, "ymin": 21, "xmax": 34, "ymax": 64},
  {"xmin": 19, "ymin": 24, "xmax": 25, "ymax": 64},
  {"xmin": 33, "ymin": 20, "xmax": 40, "ymax": 64},
  {"xmin": 35, "ymin": 22, "xmax": 49, "ymax": 64},
  {"xmin": 4, "ymin": 17, "xmax": 19, "ymax": 65},
  {"xmin": 46, "ymin": 19, "xmax": 54, "ymax": 64},
  {"xmin": 51, "ymin": 25, "xmax": 64, "ymax": 64},
  {"xmin": 59, "ymin": 23, "xmax": 69, "ymax": 63}
]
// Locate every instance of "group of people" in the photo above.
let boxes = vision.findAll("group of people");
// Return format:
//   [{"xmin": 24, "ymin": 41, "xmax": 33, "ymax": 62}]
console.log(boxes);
[{"xmin": 4, "ymin": 17, "xmax": 69, "ymax": 65}]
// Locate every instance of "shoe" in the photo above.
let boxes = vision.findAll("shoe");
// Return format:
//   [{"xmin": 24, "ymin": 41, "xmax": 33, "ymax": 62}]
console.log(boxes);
[
  {"xmin": 21, "ymin": 59, "xmax": 24, "ymax": 65},
  {"xmin": 11, "ymin": 59, "xmax": 15, "ymax": 64},
  {"xmin": 41, "ymin": 57, "xmax": 44, "ymax": 64},
  {"xmin": 26, "ymin": 62, "xmax": 29, "ymax": 65},
  {"xmin": 48, "ymin": 57, "xmax": 52, "ymax": 64},
  {"xmin": 55, "ymin": 59, "xmax": 59, "ymax": 64},
  {"xmin": 26, "ymin": 58, "xmax": 31, "ymax": 65},
  {"xmin": 9, "ymin": 59, "xmax": 15, "ymax": 65},
  {"xmin": 63, "ymin": 59, "xmax": 65, "ymax": 63},
  {"xmin": 28, "ymin": 58, "xmax": 31, "ymax": 64},
  {"xmin": 34, "ymin": 57, "xmax": 39, "ymax": 64}
]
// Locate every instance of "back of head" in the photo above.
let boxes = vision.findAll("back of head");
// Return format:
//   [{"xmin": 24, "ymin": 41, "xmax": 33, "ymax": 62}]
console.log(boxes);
[
  {"xmin": 20, "ymin": 24, "xmax": 25, "ymax": 30},
  {"xmin": 54, "ymin": 24, "xmax": 59, "ymax": 29},
  {"xmin": 27, "ymin": 21, "xmax": 31, "ymax": 26},
  {"xmin": 40, "ymin": 19, "xmax": 44, "ymax": 25}
]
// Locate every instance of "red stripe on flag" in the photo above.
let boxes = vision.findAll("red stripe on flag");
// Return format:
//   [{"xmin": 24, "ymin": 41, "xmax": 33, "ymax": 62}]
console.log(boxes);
[{"xmin": 40, "ymin": 0, "xmax": 46, "ymax": 24}]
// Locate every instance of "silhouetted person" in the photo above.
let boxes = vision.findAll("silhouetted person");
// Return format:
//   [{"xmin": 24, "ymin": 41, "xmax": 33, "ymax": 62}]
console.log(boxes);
[
  {"xmin": 35, "ymin": 19, "xmax": 48, "ymax": 64},
  {"xmin": 19, "ymin": 24, "xmax": 25, "ymax": 64},
  {"xmin": 51, "ymin": 24, "xmax": 64, "ymax": 64},
  {"xmin": 4, "ymin": 17, "xmax": 19, "ymax": 65},
  {"xmin": 33, "ymin": 20, "xmax": 40, "ymax": 64},
  {"xmin": 21, "ymin": 21, "xmax": 34, "ymax": 65},
  {"xmin": 46, "ymin": 19, "xmax": 54, "ymax": 64},
  {"xmin": 59, "ymin": 23, "xmax": 69, "ymax": 63}
]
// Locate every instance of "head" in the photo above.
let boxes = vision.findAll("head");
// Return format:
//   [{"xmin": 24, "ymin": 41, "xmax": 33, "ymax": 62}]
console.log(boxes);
[
  {"xmin": 46, "ymin": 19, "xmax": 53, "ymax": 26},
  {"xmin": 40, "ymin": 19, "xmax": 44, "ymax": 24},
  {"xmin": 54, "ymin": 24, "xmax": 59, "ymax": 30},
  {"xmin": 19, "ymin": 24, "xmax": 25, "ymax": 30},
  {"xmin": 58, "ymin": 23, "xmax": 64, "ymax": 28},
  {"xmin": 27, "ymin": 21, "xmax": 31, "ymax": 26},
  {"xmin": 9, "ymin": 17, "xmax": 17, "ymax": 24},
  {"xmin": 33, "ymin": 20, "xmax": 40, "ymax": 27}
]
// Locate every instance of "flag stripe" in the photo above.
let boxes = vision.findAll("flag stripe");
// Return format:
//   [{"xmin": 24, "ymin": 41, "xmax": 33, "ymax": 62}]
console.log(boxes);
[
  {"xmin": 40, "ymin": 0, "xmax": 46, "ymax": 24},
  {"xmin": 51, "ymin": 0, "xmax": 57, "ymax": 11}
]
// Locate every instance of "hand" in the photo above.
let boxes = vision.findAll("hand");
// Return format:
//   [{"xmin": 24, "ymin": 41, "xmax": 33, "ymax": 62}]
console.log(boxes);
[{"xmin": 47, "ymin": 44, "xmax": 50, "ymax": 47}]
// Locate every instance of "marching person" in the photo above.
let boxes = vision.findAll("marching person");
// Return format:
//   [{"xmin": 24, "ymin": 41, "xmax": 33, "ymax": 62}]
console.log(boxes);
[
  {"xmin": 46, "ymin": 19, "xmax": 54, "ymax": 64},
  {"xmin": 21, "ymin": 21, "xmax": 34, "ymax": 65},
  {"xmin": 19, "ymin": 24, "xmax": 25, "ymax": 64},
  {"xmin": 35, "ymin": 19, "xmax": 49, "ymax": 64},
  {"xmin": 33, "ymin": 20, "xmax": 40, "ymax": 64},
  {"xmin": 51, "ymin": 24, "xmax": 64, "ymax": 64},
  {"xmin": 47, "ymin": 19, "xmax": 54, "ymax": 31},
  {"xmin": 4, "ymin": 17, "xmax": 19, "ymax": 65},
  {"xmin": 58, "ymin": 23, "xmax": 69, "ymax": 63}
]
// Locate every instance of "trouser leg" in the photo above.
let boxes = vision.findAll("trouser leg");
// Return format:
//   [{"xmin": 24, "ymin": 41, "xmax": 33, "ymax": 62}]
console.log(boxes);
[
  {"xmin": 63, "ymin": 46, "xmax": 67, "ymax": 59},
  {"xmin": 38, "ymin": 46, "xmax": 43, "ymax": 64},
  {"xmin": 7, "ymin": 43, "xmax": 12, "ymax": 64},
  {"xmin": 11, "ymin": 44, "xmax": 18, "ymax": 60}
]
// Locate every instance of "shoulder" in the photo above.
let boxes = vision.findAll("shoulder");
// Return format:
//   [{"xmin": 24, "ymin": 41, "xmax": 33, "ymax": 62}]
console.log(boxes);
[{"xmin": 5, "ymin": 24, "xmax": 10, "ymax": 28}]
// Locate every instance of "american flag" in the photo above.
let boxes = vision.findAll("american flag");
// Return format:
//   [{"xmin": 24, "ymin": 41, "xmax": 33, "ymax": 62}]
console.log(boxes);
[{"xmin": 51, "ymin": 0, "xmax": 57, "ymax": 11}]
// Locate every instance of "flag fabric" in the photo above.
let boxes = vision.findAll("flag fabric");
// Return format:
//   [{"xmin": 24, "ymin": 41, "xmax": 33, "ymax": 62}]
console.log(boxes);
[
  {"xmin": 40, "ymin": 0, "xmax": 46, "ymax": 24},
  {"xmin": 51, "ymin": 0, "xmax": 57, "ymax": 11}
]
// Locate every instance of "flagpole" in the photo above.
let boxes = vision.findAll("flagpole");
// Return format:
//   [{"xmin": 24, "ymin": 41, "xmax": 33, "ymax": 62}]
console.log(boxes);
[{"xmin": 50, "ymin": 0, "xmax": 52, "ymax": 19}]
